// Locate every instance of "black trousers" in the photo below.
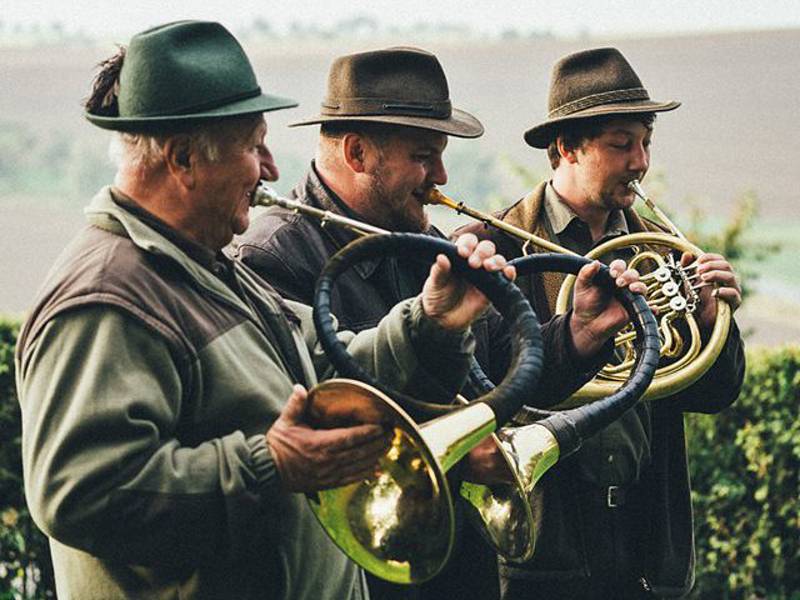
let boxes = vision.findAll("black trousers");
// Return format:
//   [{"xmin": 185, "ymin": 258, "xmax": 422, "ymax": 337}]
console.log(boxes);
[{"xmin": 500, "ymin": 486, "xmax": 655, "ymax": 600}]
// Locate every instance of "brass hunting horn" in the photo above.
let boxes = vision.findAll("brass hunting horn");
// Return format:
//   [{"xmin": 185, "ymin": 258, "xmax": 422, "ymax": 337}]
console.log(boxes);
[
  {"xmin": 459, "ymin": 253, "xmax": 660, "ymax": 563},
  {"xmin": 250, "ymin": 185, "xmax": 660, "ymax": 575},
  {"xmin": 251, "ymin": 184, "xmax": 544, "ymax": 583},
  {"xmin": 311, "ymin": 239, "xmax": 659, "ymax": 579},
  {"xmin": 426, "ymin": 181, "xmax": 731, "ymax": 404}
]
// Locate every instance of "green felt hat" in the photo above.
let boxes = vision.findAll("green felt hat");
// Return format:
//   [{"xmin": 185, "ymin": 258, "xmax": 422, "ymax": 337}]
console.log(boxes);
[{"xmin": 86, "ymin": 20, "xmax": 298, "ymax": 132}]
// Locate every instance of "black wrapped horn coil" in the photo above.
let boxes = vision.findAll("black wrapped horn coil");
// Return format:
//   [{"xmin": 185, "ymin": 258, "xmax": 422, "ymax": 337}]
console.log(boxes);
[
  {"xmin": 507, "ymin": 253, "xmax": 661, "ymax": 457},
  {"xmin": 313, "ymin": 233, "xmax": 544, "ymax": 427}
]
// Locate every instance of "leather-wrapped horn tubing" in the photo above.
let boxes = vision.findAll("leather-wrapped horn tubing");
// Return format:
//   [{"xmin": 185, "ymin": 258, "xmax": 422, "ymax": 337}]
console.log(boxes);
[
  {"xmin": 507, "ymin": 253, "xmax": 661, "ymax": 457},
  {"xmin": 313, "ymin": 233, "xmax": 543, "ymax": 427}
]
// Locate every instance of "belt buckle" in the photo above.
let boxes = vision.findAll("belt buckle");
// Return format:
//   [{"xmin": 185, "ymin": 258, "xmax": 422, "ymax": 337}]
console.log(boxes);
[{"xmin": 607, "ymin": 485, "xmax": 621, "ymax": 508}]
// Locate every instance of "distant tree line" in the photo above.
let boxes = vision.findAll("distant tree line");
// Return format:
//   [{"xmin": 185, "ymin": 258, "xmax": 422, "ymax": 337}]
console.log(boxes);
[
  {"xmin": 0, "ymin": 121, "xmax": 113, "ymax": 206},
  {"xmin": 0, "ymin": 17, "xmax": 556, "ymax": 46}
]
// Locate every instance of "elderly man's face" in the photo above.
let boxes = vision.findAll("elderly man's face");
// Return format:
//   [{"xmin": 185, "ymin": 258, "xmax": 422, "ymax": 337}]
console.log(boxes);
[
  {"xmin": 363, "ymin": 129, "xmax": 448, "ymax": 232},
  {"xmin": 193, "ymin": 117, "xmax": 276, "ymax": 249}
]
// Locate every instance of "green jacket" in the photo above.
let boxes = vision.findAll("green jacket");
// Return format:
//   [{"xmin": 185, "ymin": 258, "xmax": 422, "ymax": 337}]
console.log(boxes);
[{"xmin": 15, "ymin": 188, "xmax": 474, "ymax": 600}]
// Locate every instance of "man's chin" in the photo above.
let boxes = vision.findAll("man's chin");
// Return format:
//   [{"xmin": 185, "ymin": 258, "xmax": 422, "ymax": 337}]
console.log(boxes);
[
  {"xmin": 233, "ymin": 216, "xmax": 250, "ymax": 236},
  {"xmin": 610, "ymin": 192, "xmax": 636, "ymax": 210},
  {"xmin": 404, "ymin": 213, "xmax": 429, "ymax": 233}
]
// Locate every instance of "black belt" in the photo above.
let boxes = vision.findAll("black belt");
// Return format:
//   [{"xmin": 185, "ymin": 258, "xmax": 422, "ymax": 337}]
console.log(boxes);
[
  {"xmin": 580, "ymin": 484, "xmax": 631, "ymax": 509},
  {"xmin": 605, "ymin": 485, "xmax": 627, "ymax": 508}
]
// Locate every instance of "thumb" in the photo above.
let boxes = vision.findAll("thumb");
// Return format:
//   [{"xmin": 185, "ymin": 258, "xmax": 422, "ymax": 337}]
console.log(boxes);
[
  {"xmin": 280, "ymin": 384, "xmax": 309, "ymax": 425},
  {"xmin": 428, "ymin": 254, "xmax": 452, "ymax": 289},
  {"xmin": 575, "ymin": 260, "xmax": 602, "ymax": 291}
]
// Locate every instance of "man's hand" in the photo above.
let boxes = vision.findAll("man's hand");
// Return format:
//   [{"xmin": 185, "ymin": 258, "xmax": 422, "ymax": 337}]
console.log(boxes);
[
  {"xmin": 682, "ymin": 252, "xmax": 742, "ymax": 331},
  {"xmin": 421, "ymin": 233, "xmax": 516, "ymax": 330},
  {"xmin": 266, "ymin": 385, "xmax": 392, "ymax": 493},
  {"xmin": 462, "ymin": 436, "xmax": 515, "ymax": 485},
  {"xmin": 569, "ymin": 259, "xmax": 646, "ymax": 359}
]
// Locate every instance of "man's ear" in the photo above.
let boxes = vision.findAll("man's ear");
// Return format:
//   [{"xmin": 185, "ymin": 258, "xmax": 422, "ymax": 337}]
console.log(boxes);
[
  {"xmin": 556, "ymin": 135, "xmax": 579, "ymax": 165},
  {"xmin": 163, "ymin": 135, "xmax": 196, "ymax": 188},
  {"xmin": 341, "ymin": 133, "xmax": 370, "ymax": 173}
]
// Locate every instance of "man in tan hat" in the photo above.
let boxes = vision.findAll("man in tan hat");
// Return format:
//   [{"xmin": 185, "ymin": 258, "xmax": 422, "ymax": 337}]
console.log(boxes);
[
  {"xmin": 238, "ymin": 46, "xmax": 653, "ymax": 600},
  {"xmin": 15, "ymin": 23, "xmax": 527, "ymax": 600},
  {"xmin": 455, "ymin": 47, "xmax": 746, "ymax": 599}
]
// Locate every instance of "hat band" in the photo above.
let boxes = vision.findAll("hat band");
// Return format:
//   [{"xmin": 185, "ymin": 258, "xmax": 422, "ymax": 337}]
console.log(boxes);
[
  {"xmin": 321, "ymin": 98, "xmax": 452, "ymax": 119},
  {"xmin": 549, "ymin": 87, "xmax": 650, "ymax": 119},
  {"xmin": 132, "ymin": 87, "xmax": 264, "ymax": 118}
]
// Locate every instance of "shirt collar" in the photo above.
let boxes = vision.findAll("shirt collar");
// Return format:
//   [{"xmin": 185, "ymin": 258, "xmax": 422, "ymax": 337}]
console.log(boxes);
[{"xmin": 544, "ymin": 182, "xmax": 629, "ymax": 238}]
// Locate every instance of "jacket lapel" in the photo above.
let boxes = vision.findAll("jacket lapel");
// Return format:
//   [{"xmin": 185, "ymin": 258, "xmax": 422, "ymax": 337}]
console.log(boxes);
[{"xmin": 501, "ymin": 182, "xmax": 566, "ymax": 319}]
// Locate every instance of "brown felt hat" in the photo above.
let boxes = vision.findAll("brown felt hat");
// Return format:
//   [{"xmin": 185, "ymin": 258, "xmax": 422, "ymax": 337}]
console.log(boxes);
[
  {"xmin": 291, "ymin": 46, "xmax": 483, "ymax": 138},
  {"xmin": 524, "ymin": 47, "xmax": 680, "ymax": 148}
]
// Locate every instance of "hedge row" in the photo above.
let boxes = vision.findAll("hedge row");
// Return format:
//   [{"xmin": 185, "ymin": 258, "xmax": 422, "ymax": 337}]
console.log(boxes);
[
  {"xmin": 687, "ymin": 345, "xmax": 800, "ymax": 599},
  {"xmin": 1, "ymin": 317, "xmax": 798, "ymax": 599},
  {"xmin": 0, "ymin": 318, "xmax": 54, "ymax": 599}
]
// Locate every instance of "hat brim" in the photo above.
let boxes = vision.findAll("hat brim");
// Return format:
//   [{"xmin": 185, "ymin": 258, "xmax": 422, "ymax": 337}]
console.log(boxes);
[
  {"xmin": 86, "ymin": 92, "xmax": 299, "ymax": 132},
  {"xmin": 524, "ymin": 99, "xmax": 681, "ymax": 148},
  {"xmin": 289, "ymin": 107, "xmax": 484, "ymax": 139}
]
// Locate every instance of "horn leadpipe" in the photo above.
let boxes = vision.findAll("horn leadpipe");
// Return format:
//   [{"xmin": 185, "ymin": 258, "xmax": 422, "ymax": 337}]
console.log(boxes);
[
  {"xmin": 627, "ymin": 180, "xmax": 687, "ymax": 241},
  {"xmin": 251, "ymin": 182, "xmax": 390, "ymax": 237},
  {"xmin": 425, "ymin": 189, "xmax": 579, "ymax": 256}
]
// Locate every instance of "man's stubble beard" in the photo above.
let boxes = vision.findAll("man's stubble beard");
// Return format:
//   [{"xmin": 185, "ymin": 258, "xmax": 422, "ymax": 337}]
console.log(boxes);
[{"xmin": 369, "ymin": 163, "xmax": 429, "ymax": 233}]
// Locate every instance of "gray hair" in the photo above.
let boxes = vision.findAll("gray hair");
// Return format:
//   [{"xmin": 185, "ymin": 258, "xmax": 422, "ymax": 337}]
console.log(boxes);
[
  {"xmin": 110, "ymin": 114, "xmax": 263, "ymax": 170},
  {"xmin": 109, "ymin": 129, "xmax": 219, "ymax": 170}
]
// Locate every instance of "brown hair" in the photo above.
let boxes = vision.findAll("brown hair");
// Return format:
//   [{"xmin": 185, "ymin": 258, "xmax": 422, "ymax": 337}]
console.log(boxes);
[{"xmin": 546, "ymin": 113, "xmax": 656, "ymax": 169}]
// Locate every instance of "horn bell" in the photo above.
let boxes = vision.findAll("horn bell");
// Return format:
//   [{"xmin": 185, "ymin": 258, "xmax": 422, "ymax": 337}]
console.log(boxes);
[
  {"xmin": 460, "ymin": 423, "xmax": 559, "ymax": 562},
  {"xmin": 306, "ymin": 379, "xmax": 496, "ymax": 584}
]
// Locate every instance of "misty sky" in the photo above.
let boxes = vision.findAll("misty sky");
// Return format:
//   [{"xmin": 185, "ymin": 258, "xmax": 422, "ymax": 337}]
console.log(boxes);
[{"xmin": 5, "ymin": 0, "xmax": 800, "ymax": 38}]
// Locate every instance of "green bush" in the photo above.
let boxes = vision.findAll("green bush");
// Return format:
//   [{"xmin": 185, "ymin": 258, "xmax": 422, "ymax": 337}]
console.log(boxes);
[
  {"xmin": 687, "ymin": 346, "xmax": 800, "ymax": 600},
  {"xmin": 1, "ymin": 313, "xmax": 798, "ymax": 599},
  {"xmin": 0, "ymin": 318, "xmax": 54, "ymax": 599}
]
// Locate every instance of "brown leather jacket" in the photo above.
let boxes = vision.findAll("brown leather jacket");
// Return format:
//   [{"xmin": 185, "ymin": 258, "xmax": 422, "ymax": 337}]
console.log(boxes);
[{"xmin": 237, "ymin": 165, "xmax": 608, "ymax": 403}]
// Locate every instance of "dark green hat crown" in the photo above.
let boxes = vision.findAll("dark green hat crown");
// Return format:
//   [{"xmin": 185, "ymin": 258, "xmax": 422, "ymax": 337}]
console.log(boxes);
[{"xmin": 86, "ymin": 20, "xmax": 297, "ymax": 131}]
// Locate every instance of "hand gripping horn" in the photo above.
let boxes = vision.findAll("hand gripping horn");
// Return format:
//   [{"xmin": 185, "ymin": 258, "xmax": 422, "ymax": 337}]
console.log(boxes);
[
  {"xmin": 425, "ymin": 183, "xmax": 730, "ymax": 404},
  {"xmin": 308, "ymin": 233, "xmax": 544, "ymax": 584},
  {"xmin": 459, "ymin": 253, "xmax": 660, "ymax": 562}
]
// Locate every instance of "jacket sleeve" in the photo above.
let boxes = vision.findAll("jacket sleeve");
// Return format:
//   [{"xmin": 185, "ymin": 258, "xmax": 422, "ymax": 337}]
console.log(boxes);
[
  {"xmin": 669, "ymin": 319, "xmax": 745, "ymax": 414},
  {"xmin": 18, "ymin": 306, "xmax": 280, "ymax": 568},
  {"xmin": 479, "ymin": 307, "xmax": 613, "ymax": 408},
  {"xmin": 289, "ymin": 296, "xmax": 475, "ymax": 401}
]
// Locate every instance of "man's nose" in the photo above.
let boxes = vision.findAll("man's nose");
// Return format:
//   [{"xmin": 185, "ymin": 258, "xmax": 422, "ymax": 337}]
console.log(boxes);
[
  {"xmin": 429, "ymin": 156, "xmax": 448, "ymax": 186},
  {"xmin": 629, "ymin": 143, "xmax": 649, "ymax": 173},
  {"xmin": 260, "ymin": 145, "xmax": 280, "ymax": 182}
]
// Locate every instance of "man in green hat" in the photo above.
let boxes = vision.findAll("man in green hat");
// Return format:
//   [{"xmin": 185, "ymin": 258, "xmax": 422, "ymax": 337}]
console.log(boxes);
[
  {"xmin": 237, "ymin": 46, "xmax": 652, "ymax": 600},
  {"xmin": 455, "ymin": 47, "xmax": 746, "ymax": 599},
  {"xmin": 15, "ymin": 21, "xmax": 523, "ymax": 600}
]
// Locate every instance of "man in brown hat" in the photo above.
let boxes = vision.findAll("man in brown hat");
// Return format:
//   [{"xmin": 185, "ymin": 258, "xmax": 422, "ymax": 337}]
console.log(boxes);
[
  {"xmin": 237, "ymin": 46, "xmax": 653, "ymax": 600},
  {"xmin": 455, "ymin": 47, "xmax": 746, "ymax": 599},
  {"xmin": 15, "ymin": 22, "xmax": 526, "ymax": 600}
]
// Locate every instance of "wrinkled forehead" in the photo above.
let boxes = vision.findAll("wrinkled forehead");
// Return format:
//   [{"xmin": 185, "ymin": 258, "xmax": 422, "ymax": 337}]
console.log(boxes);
[{"xmin": 204, "ymin": 113, "xmax": 267, "ymax": 149}]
